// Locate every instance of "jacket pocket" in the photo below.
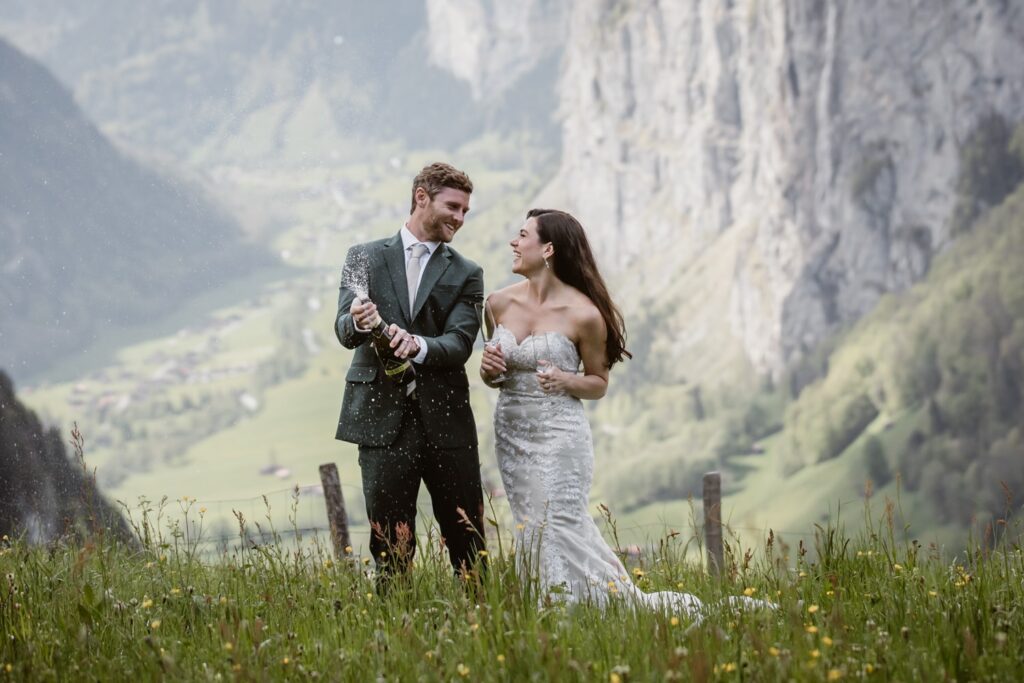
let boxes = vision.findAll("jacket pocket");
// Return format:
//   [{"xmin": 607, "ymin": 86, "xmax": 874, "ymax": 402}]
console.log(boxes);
[{"xmin": 346, "ymin": 365, "xmax": 378, "ymax": 383}]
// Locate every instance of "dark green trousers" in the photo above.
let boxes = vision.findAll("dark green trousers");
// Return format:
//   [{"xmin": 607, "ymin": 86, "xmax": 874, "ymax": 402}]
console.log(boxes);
[{"xmin": 358, "ymin": 399, "xmax": 486, "ymax": 581}]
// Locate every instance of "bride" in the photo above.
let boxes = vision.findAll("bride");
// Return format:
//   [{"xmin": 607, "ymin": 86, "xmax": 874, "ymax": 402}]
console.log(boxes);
[{"xmin": 479, "ymin": 208, "xmax": 712, "ymax": 615}]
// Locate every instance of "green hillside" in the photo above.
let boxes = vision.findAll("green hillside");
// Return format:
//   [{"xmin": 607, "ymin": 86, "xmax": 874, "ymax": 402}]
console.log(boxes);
[{"xmin": 616, "ymin": 153, "xmax": 1024, "ymax": 553}]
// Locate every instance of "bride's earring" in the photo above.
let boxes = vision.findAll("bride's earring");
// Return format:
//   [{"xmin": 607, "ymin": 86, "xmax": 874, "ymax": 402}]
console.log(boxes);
[{"xmin": 543, "ymin": 257, "xmax": 550, "ymax": 269}]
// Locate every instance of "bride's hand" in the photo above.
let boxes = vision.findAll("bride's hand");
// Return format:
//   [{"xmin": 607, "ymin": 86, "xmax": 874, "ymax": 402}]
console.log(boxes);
[
  {"xmin": 480, "ymin": 342, "xmax": 506, "ymax": 380},
  {"xmin": 536, "ymin": 362, "xmax": 568, "ymax": 393}
]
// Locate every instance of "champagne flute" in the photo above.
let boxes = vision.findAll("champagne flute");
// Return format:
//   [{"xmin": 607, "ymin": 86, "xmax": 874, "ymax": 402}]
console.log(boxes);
[
  {"xmin": 475, "ymin": 300, "xmax": 506, "ymax": 383},
  {"xmin": 534, "ymin": 331, "xmax": 555, "ymax": 376}
]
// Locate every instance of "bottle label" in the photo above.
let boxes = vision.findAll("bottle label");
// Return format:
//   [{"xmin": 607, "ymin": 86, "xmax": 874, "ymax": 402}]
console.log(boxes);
[{"xmin": 383, "ymin": 359, "xmax": 412, "ymax": 379}]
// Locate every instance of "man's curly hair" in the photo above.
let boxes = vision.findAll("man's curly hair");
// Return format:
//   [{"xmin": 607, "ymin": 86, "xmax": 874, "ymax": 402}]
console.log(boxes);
[{"xmin": 409, "ymin": 162, "xmax": 474, "ymax": 214}]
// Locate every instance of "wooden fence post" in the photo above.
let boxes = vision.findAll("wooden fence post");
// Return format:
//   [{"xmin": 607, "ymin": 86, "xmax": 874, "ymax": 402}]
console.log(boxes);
[
  {"xmin": 319, "ymin": 463, "xmax": 351, "ymax": 558},
  {"xmin": 703, "ymin": 471, "xmax": 724, "ymax": 576}
]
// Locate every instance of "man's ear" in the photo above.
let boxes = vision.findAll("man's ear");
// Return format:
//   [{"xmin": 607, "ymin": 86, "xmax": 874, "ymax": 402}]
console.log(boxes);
[{"xmin": 414, "ymin": 186, "xmax": 430, "ymax": 209}]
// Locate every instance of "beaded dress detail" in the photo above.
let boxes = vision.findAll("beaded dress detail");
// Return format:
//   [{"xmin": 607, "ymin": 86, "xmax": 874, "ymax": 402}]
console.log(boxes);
[{"xmin": 492, "ymin": 325, "xmax": 703, "ymax": 614}]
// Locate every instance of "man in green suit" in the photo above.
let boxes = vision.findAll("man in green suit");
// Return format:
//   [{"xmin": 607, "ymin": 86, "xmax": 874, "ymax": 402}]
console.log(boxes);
[{"xmin": 334, "ymin": 162, "xmax": 486, "ymax": 586}]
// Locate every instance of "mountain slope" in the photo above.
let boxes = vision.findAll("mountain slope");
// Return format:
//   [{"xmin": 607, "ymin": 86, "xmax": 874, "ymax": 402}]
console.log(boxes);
[
  {"xmin": 0, "ymin": 38, "xmax": 270, "ymax": 378},
  {"xmin": 0, "ymin": 370, "xmax": 132, "ymax": 543},
  {"xmin": 0, "ymin": 1, "xmax": 564, "ymax": 163},
  {"xmin": 616, "ymin": 173, "xmax": 1024, "ymax": 549}
]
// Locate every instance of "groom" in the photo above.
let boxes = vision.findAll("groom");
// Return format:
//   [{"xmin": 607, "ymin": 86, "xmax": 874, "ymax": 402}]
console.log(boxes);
[{"xmin": 334, "ymin": 162, "xmax": 486, "ymax": 586}]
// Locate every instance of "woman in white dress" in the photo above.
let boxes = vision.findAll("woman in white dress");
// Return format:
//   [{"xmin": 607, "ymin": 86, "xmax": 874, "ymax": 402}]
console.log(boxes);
[{"xmin": 479, "ymin": 208, "xmax": 707, "ymax": 615}]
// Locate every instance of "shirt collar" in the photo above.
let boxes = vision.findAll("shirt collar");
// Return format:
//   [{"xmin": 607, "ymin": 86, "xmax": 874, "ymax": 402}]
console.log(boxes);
[{"xmin": 400, "ymin": 224, "xmax": 439, "ymax": 255}]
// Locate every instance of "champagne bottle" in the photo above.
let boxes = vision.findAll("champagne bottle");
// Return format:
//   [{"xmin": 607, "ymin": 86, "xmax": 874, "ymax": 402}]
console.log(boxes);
[{"xmin": 358, "ymin": 300, "xmax": 417, "ymax": 387}]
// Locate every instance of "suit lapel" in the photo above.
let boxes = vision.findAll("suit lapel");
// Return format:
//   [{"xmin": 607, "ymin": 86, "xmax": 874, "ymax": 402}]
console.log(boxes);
[
  {"xmin": 411, "ymin": 245, "xmax": 452, "ymax": 321},
  {"xmin": 383, "ymin": 234, "xmax": 411, "ymax": 324}
]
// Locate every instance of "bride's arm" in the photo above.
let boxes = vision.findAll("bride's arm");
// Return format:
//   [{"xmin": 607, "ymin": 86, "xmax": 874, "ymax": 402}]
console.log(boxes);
[
  {"xmin": 540, "ymin": 312, "xmax": 609, "ymax": 400},
  {"xmin": 479, "ymin": 293, "xmax": 508, "ymax": 388}
]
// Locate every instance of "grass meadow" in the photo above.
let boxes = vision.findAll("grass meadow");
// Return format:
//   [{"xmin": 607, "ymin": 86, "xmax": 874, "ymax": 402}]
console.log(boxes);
[{"xmin": 2, "ymin": 493, "xmax": 1022, "ymax": 681}]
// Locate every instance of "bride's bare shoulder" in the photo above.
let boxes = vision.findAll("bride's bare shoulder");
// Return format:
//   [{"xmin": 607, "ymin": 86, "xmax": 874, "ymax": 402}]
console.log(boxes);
[
  {"xmin": 487, "ymin": 281, "xmax": 527, "ymax": 315},
  {"xmin": 568, "ymin": 294, "xmax": 605, "ymax": 337}
]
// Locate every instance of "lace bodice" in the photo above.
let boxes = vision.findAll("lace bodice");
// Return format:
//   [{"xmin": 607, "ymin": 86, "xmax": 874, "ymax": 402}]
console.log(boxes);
[{"xmin": 493, "ymin": 325, "xmax": 581, "ymax": 395}]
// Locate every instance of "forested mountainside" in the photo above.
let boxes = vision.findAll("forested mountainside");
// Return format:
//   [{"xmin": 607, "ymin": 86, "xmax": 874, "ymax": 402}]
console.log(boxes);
[
  {"xmin": 0, "ymin": 370, "xmax": 132, "ymax": 543},
  {"xmin": 0, "ymin": 39, "xmax": 269, "ymax": 378}
]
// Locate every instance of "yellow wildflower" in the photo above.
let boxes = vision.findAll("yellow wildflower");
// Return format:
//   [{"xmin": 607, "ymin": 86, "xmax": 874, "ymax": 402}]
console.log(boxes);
[
  {"xmin": 865, "ymin": 663, "xmax": 875, "ymax": 674},
  {"xmin": 632, "ymin": 568, "xmax": 645, "ymax": 578},
  {"xmin": 282, "ymin": 657, "xmax": 290, "ymax": 665},
  {"xmin": 768, "ymin": 646, "xmax": 780, "ymax": 657},
  {"xmin": 169, "ymin": 588, "xmax": 181, "ymax": 595},
  {"xmin": 457, "ymin": 663, "xmax": 470, "ymax": 677},
  {"xmin": 822, "ymin": 636, "xmax": 833, "ymax": 646},
  {"xmin": 828, "ymin": 669, "xmax": 843, "ymax": 680},
  {"xmin": 219, "ymin": 596, "xmax": 227, "ymax": 605},
  {"xmin": 809, "ymin": 649, "xmax": 820, "ymax": 659},
  {"xmin": 141, "ymin": 599, "xmax": 154, "ymax": 609},
  {"xmin": 807, "ymin": 604, "xmax": 819, "ymax": 614},
  {"xmin": 806, "ymin": 625, "xmax": 818, "ymax": 634},
  {"xmin": 928, "ymin": 590, "xmax": 938, "ymax": 597},
  {"xmin": 722, "ymin": 663, "xmax": 737, "ymax": 673},
  {"xmin": 610, "ymin": 674, "xmax": 622, "ymax": 683},
  {"xmin": 497, "ymin": 654, "xmax": 505, "ymax": 664},
  {"xmin": 478, "ymin": 550, "xmax": 489, "ymax": 557},
  {"xmin": 670, "ymin": 617, "xmax": 680, "ymax": 627},
  {"xmin": 893, "ymin": 564, "xmax": 903, "ymax": 572},
  {"xmin": 150, "ymin": 620, "xmax": 161, "ymax": 630},
  {"xmin": 223, "ymin": 642, "xmax": 234, "ymax": 652},
  {"xmin": 743, "ymin": 587, "xmax": 756, "ymax": 597}
]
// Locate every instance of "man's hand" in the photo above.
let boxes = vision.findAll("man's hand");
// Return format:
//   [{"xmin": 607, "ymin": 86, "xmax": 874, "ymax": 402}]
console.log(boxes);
[
  {"xmin": 350, "ymin": 298, "xmax": 380, "ymax": 331},
  {"xmin": 388, "ymin": 324, "xmax": 420, "ymax": 359}
]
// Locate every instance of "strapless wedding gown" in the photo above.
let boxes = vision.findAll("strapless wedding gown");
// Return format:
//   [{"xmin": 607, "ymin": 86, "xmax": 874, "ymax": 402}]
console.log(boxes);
[{"xmin": 493, "ymin": 325, "xmax": 703, "ymax": 615}]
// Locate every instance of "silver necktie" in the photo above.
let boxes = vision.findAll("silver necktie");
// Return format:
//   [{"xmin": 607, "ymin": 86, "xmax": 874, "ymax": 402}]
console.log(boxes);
[{"xmin": 407, "ymin": 243, "xmax": 429, "ymax": 311}]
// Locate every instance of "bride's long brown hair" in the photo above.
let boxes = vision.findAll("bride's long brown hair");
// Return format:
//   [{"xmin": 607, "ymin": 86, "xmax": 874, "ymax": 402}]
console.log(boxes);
[{"xmin": 527, "ymin": 208, "xmax": 631, "ymax": 367}]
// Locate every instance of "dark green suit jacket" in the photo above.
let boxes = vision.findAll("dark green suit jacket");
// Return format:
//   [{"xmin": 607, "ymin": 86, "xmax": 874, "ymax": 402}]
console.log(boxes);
[{"xmin": 334, "ymin": 233, "xmax": 483, "ymax": 448}]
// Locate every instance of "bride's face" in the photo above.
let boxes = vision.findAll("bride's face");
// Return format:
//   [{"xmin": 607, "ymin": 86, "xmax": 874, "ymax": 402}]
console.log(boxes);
[{"xmin": 510, "ymin": 218, "xmax": 551, "ymax": 275}]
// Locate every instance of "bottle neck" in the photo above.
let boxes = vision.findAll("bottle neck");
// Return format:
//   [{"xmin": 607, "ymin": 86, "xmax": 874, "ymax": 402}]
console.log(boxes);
[{"xmin": 369, "ymin": 317, "xmax": 389, "ymax": 338}]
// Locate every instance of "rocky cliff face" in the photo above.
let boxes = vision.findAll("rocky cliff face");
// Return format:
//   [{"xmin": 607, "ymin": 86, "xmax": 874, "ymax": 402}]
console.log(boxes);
[
  {"xmin": 554, "ymin": 0, "xmax": 1024, "ymax": 377},
  {"xmin": 425, "ymin": 0, "xmax": 568, "ymax": 103}
]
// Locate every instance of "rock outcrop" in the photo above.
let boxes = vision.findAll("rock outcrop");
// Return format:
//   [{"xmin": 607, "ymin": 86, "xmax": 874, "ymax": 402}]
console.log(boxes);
[
  {"xmin": 425, "ymin": 0, "xmax": 569, "ymax": 103},
  {"xmin": 553, "ymin": 0, "xmax": 1024, "ymax": 377}
]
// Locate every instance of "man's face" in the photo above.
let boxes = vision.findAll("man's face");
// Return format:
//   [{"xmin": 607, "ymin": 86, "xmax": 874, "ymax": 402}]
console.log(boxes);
[{"xmin": 418, "ymin": 187, "xmax": 471, "ymax": 243}]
